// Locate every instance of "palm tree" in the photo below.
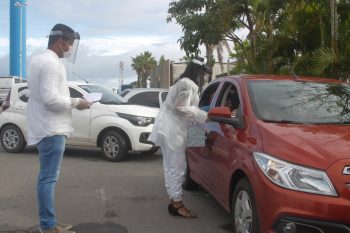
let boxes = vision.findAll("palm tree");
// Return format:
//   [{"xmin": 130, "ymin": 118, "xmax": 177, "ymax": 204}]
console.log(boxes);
[{"xmin": 131, "ymin": 52, "xmax": 157, "ymax": 88}]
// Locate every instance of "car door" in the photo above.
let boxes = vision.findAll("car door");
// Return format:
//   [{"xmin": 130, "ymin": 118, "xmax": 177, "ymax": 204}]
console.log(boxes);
[
  {"xmin": 201, "ymin": 80, "xmax": 245, "ymax": 206},
  {"xmin": 67, "ymin": 87, "xmax": 91, "ymax": 144},
  {"xmin": 187, "ymin": 82, "xmax": 221, "ymax": 185},
  {"xmin": 159, "ymin": 91, "xmax": 168, "ymax": 107}
]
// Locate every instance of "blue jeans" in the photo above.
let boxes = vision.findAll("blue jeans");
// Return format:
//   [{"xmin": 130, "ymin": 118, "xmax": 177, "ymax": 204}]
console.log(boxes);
[{"xmin": 37, "ymin": 135, "xmax": 65, "ymax": 230}]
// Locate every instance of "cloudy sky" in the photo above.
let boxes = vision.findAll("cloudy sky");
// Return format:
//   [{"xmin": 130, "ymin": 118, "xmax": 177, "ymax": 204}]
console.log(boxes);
[{"xmin": 0, "ymin": 0, "xmax": 193, "ymax": 88}]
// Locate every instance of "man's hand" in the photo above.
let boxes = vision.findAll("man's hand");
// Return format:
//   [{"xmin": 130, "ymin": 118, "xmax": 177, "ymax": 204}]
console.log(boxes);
[{"xmin": 76, "ymin": 98, "xmax": 91, "ymax": 110}]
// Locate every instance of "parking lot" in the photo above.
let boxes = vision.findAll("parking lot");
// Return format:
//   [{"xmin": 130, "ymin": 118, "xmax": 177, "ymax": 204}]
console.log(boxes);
[{"xmin": 0, "ymin": 146, "xmax": 232, "ymax": 233}]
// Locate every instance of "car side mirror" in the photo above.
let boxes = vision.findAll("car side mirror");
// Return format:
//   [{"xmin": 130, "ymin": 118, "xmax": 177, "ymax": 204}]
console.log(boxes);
[
  {"xmin": 208, "ymin": 106, "xmax": 231, "ymax": 118},
  {"xmin": 208, "ymin": 106, "xmax": 244, "ymax": 129}
]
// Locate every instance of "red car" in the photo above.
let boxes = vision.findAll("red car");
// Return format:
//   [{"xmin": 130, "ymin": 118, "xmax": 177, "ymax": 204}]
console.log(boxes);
[{"xmin": 185, "ymin": 75, "xmax": 350, "ymax": 233}]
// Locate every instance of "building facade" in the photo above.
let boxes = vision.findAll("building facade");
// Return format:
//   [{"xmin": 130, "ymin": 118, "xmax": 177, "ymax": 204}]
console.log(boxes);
[{"xmin": 150, "ymin": 60, "xmax": 234, "ymax": 89}]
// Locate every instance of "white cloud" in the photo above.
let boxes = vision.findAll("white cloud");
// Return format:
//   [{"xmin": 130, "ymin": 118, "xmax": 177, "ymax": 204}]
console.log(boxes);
[
  {"xmin": 0, "ymin": 0, "xmax": 231, "ymax": 88},
  {"xmin": 81, "ymin": 36, "xmax": 170, "ymax": 56}
]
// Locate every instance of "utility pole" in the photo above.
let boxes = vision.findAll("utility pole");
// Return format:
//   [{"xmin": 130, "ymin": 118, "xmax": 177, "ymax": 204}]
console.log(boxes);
[
  {"xmin": 10, "ymin": 0, "xmax": 29, "ymax": 81},
  {"xmin": 119, "ymin": 61, "xmax": 124, "ymax": 86}
]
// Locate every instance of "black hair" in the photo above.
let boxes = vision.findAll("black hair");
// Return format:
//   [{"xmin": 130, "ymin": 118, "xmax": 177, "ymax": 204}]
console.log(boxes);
[
  {"xmin": 48, "ymin": 23, "xmax": 75, "ymax": 47},
  {"xmin": 178, "ymin": 57, "xmax": 210, "ymax": 85}
]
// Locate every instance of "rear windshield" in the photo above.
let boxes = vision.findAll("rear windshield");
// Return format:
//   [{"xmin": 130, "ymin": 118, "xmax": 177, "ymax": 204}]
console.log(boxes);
[{"xmin": 248, "ymin": 80, "xmax": 350, "ymax": 124}]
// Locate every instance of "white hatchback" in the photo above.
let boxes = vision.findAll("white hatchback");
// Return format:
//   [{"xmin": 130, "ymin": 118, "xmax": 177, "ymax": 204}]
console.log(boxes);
[{"xmin": 0, "ymin": 82, "xmax": 159, "ymax": 162}]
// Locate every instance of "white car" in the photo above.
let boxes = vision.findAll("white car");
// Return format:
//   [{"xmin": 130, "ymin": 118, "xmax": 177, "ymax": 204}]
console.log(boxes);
[
  {"xmin": 0, "ymin": 82, "xmax": 159, "ymax": 162},
  {"xmin": 121, "ymin": 88, "xmax": 168, "ymax": 108}
]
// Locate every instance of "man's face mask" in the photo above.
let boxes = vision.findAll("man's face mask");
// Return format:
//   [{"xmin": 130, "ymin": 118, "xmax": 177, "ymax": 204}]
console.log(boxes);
[{"xmin": 63, "ymin": 44, "xmax": 74, "ymax": 59}]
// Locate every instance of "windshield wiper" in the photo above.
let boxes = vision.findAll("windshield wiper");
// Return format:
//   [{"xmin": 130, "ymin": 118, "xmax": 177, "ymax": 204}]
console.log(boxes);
[
  {"xmin": 321, "ymin": 121, "xmax": 350, "ymax": 125},
  {"xmin": 262, "ymin": 119, "xmax": 302, "ymax": 124}
]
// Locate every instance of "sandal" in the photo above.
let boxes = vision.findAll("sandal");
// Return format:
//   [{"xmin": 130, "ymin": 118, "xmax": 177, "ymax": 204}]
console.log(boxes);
[{"xmin": 168, "ymin": 204, "xmax": 197, "ymax": 219}]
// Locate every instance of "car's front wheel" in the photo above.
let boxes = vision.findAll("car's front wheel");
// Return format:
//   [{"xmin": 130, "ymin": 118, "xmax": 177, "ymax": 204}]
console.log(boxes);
[
  {"xmin": 232, "ymin": 178, "xmax": 259, "ymax": 233},
  {"xmin": 100, "ymin": 131, "xmax": 127, "ymax": 162},
  {"xmin": 0, "ymin": 124, "xmax": 26, "ymax": 153}
]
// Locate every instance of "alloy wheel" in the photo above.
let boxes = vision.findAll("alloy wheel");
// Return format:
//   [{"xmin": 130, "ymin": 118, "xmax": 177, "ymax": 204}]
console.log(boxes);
[
  {"xmin": 234, "ymin": 190, "xmax": 253, "ymax": 233},
  {"xmin": 103, "ymin": 135, "xmax": 120, "ymax": 158},
  {"xmin": 3, "ymin": 129, "xmax": 20, "ymax": 150}
]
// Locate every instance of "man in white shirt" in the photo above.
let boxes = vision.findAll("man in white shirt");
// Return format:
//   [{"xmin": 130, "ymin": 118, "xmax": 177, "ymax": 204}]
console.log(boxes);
[{"xmin": 26, "ymin": 23, "xmax": 90, "ymax": 233}]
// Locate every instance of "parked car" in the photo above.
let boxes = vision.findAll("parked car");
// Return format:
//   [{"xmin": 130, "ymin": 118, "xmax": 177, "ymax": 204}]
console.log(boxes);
[
  {"xmin": 117, "ymin": 84, "xmax": 133, "ymax": 94},
  {"xmin": 121, "ymin": 88, "xmax": 168, "ymax": 108},
  {"xmin": 0, "ymin": 76, "xmax": 21, "ymax": 105},
  {"xmin": 0, "ymin": 82, "xmax": 159, "ymax": 162},
  {"xmin": 185, "ymin": 75, "xmax": 350, "ymax": 233}
]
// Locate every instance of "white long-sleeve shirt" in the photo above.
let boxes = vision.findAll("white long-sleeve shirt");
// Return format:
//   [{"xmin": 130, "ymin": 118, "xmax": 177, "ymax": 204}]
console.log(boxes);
[{"xmin": 26, "ymin": 49, "xmax": 78, "ymax": 145}]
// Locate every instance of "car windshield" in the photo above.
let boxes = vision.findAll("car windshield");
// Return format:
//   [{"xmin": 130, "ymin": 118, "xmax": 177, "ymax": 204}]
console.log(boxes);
[
  {"xmin": 78, "ymin": 84, "xmax": 127, "ymax": 105},
  {"xmin": 248, "ymin": 80, "xmax": 350, "ymax": 124}
]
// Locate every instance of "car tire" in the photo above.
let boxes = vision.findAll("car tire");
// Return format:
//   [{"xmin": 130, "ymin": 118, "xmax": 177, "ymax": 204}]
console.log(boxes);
[
  {"xmin": 101, "ymin": 131, "xmax": 127, "ymax": 162},
  {"xmin": 232, "ymin": 178, "xmax": 259, "ymax": 233},
  {"xmin": 182, "ymin": 159, "xmax": 198, "ymax": 190},
  {"xmin": 0, "ymin": 124, "xmax": 26, "ymax": 153}
]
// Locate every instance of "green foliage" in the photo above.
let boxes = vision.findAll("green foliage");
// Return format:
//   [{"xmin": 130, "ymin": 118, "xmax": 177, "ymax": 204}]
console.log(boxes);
[
  {"xmin": 168, "ymin": 0, "xmax": 350, "ymax": 80},
  {"xmin": 131, "ymin": 51, "xmax": 157, "ymax": 88},
  {"xmin": 159, "ymin": 55, "xmax": 166, "ymax": 65}
]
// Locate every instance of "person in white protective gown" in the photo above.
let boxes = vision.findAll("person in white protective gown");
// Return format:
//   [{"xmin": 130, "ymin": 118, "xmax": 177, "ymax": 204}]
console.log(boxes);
[{"xmin": 149, "ymin": 58, "xmax": 210, "ymax": 218}]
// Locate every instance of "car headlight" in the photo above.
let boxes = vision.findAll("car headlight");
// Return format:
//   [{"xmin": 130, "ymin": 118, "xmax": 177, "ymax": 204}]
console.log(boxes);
[
  {"xmin": 116, "ymin": 113, "xmax": 154, "ymax": 127},
  {"xmin": 253, "ymin": 152, "xmax": 337, "ymax": 196}
]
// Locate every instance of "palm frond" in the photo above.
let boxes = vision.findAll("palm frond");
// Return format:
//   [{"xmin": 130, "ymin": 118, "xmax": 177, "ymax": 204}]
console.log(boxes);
[{"xmin": 311, "ymin": 47, "xmax": 338, "ymax": 75}]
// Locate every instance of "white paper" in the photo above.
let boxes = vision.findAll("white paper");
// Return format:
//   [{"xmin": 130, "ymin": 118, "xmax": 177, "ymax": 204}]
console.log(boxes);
[
  {"xmin": 203, "ymin": 122, "xmax": 224, "ymax": 136},
  {"xmin": 83, "ymin": 92, "xmax": 102, "ymax": 103}
]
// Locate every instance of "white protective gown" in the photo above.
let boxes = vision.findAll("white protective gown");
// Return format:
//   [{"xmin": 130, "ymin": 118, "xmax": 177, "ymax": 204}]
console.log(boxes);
[{"xmin": 149, "ymin": 77, "xmax": 207, "ymax": 201}]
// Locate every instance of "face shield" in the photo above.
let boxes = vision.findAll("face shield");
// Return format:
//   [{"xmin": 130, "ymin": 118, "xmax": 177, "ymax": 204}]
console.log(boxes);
[{"xmin": 50, "ymin": 30, "xmax": 80, "ymax": 63}]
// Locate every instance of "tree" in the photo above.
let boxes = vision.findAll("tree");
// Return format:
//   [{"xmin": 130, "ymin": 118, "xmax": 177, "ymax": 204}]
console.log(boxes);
[
  {"xmin": 159, "ymin": 55, "xmax": 166, "ymax": 65},
  {"xmin": 131, "ymin": 52, "xmax": 157, "ymax": 88},
  {"xmin": 167, "ymin": 0, "xmax": 232, "ymax": 80}
]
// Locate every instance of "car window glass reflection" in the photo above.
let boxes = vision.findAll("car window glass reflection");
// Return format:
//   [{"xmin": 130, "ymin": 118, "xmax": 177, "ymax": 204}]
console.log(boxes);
[
  {"xmin": 199, "ymin": 83, "xmax": 220, "ymax": 112},
  {"xmin": 216, "ymin": 82, "xmax": 240, "ymax": 118},
  {"xmin": 79, "ymin": 85, "xmax": 127, "ymax": 105},
  {"xmin": 129, "ymin": 92, "xmax": 160, "ymax": 108},
  {"xmin": 248, "ymin": 80, "xmax": 350, "ymax": 124}
]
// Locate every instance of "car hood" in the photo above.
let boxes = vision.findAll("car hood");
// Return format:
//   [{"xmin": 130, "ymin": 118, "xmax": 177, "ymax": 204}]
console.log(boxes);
[
  {"xmin": 106, "ymin": 104, "xmax": 159, "ymax": 117},
  {"xmin": 257, "ymin": 122, "xmax": 350, "ymax": 170}
]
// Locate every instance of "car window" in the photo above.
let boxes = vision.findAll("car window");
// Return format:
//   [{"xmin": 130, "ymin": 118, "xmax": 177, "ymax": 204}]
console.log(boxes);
[
  {"xmin": 161, "ymin": 92, "xmax": 168, "ymax": 102},
  {"xmin": 120, "ymin": 89, "xmax": 130, "ymax": 97},
  {"xmin": 199, "ymin": 82, "xmax": 220, "ymax": 112},
  {"xmin": 18, "ymin": 86, "xmax": 29, "ymax": 103},
  {"xmin": 129, "ymin": 92, "xmax": 160, "ymax": 108},
  {"xmin": 248, "ymin": 80, "xmax": 350, "ymax": 124},
  {"xmin": 215, "ymin": 82, "xmax": 241, "ymax": 118},
  {"xmin": 69, "ymin": 87, "xmax": 83, "ymax": 98}
]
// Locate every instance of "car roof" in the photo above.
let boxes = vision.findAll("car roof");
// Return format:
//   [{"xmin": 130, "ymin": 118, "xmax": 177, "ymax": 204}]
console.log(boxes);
[
  {"xmin": 127, "ymin": 88, "xmax": 168, "ymax": 92},
  {"xmin": 124, "ymin": 88, "xmax": 168, "ymax": 95},
  {"xmin": 11, "ymin": 81, "xmax": 109, "ymax": 90}
]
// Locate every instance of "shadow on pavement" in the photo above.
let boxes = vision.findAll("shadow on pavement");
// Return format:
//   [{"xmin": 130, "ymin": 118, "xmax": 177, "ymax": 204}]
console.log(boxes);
[
  {"xmin": 0, "ymin": 145, "xmax": 162, "ymax": 163},
  {"xmin": 63, "ymin": 146, "xmax": 161, "ymax": 163},
  {"xmin": 73, "ymin": 221, "xmax": 128, "ymax": 233},
  {"xmin": 0, "ymin": 222, "xmax": 128, "ymax": 233}
]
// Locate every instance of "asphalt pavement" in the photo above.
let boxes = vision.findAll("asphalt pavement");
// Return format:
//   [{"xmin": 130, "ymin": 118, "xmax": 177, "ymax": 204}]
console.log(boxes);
[{"xmin": 0, "ymin": 146, "xmax": 232, "ymax": 233}]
